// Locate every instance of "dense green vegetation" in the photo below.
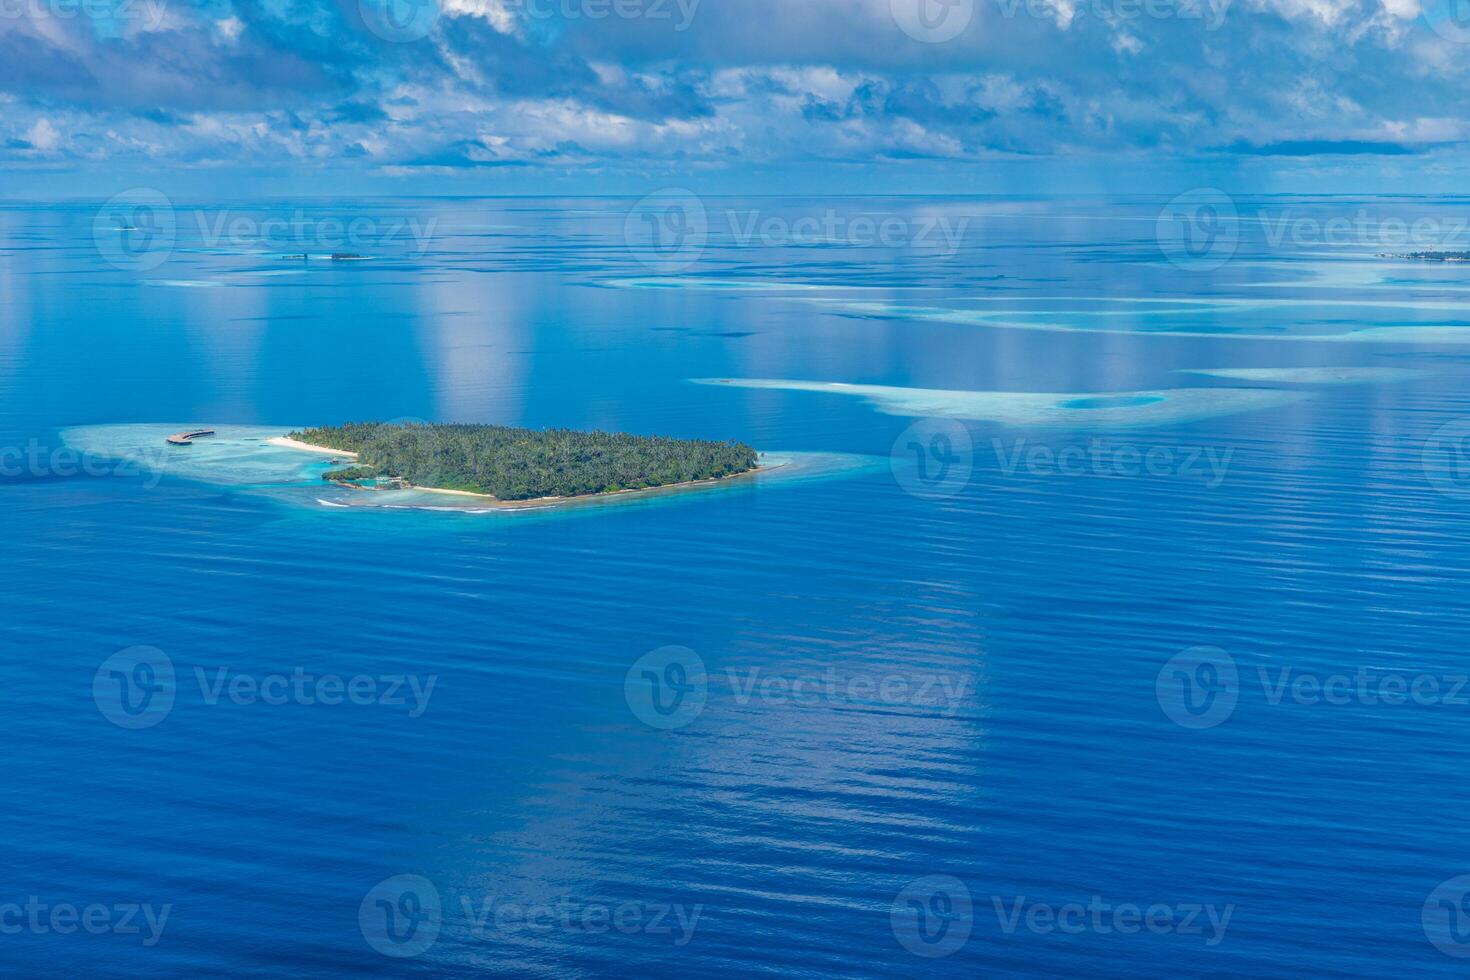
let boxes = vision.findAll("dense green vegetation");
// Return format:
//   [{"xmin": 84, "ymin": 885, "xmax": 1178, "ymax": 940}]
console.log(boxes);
[
  {"xmin": 321, "ymin": 465, "xmax": 379, "ymax": 483},
  {"xmin": 292, "ymin": 422, "xmax": 758, "ymax": 500}
]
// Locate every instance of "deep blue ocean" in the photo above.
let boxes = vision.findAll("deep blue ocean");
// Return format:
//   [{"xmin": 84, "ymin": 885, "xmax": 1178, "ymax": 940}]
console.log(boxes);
[{"xmin": 5, "ymin": 195, "xmax": 1470, "ymax": 977}]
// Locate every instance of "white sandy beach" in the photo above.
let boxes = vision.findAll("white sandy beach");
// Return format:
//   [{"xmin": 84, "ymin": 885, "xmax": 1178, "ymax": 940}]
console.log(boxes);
[
  {"xmin": 268, "ymin": 436, "xmax": 358, "ymax": 457},
  {"xmin": 412, "ymin": 484, "xmax": 497, "ymax": 500}
]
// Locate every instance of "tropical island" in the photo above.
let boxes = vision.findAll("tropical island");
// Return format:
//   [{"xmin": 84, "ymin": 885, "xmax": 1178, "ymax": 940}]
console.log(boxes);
[
  {"xmin": 1377, "ymin": 250, "xmax": 1470, "ymax": 262},
  {"xmin": 280, "ymin": 421, "xmax": 760, "ymax": 501}
]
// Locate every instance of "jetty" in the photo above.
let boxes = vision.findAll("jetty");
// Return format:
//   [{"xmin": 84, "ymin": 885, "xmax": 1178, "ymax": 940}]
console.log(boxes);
[{"xmin": 166, "ymin": 429, "xmax": 216, "ymax": 446}]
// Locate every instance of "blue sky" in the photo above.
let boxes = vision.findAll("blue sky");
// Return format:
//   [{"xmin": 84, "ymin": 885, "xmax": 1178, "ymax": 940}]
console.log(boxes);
[{"xmin": 1, "ymin": 0, "xmax": 1466, "ymax": 196}]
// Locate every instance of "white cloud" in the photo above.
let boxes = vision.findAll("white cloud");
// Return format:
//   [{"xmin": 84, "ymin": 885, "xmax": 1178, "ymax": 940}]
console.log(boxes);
[
  {"xmin": 215, "ymin": 17, "xmax": 245, "ymax": 43},
  {"xmin": 1112, "ymin": 32, "xmax": 1144, "ymax": 55},
  {"xmin": 25, "ymin": 118, "xmax": 59, "ymax": 151},
  {"xmin": 441, "ymin": 0, "xmax": 520, "ymax": 33}
]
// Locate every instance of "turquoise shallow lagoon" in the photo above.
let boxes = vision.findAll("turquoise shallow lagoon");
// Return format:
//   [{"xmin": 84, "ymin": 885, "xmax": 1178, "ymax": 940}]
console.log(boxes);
[
  {"xmin": 59, "ymin": 423, "xmax": 877, "ymax": 517},
  {"xmin": 6, "ymin": 196, "xmax": 1470, "ymax": 977}
]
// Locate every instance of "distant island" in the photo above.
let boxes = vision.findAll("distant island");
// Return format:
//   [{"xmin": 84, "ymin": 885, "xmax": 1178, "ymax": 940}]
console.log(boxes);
[
  {"xmin": 283, "ymin": 422, "xmax": 759, "ymax": 501},
  {"xmin": 1378, "ymin": 251, "xmax": 1470, "ymax": 262}
]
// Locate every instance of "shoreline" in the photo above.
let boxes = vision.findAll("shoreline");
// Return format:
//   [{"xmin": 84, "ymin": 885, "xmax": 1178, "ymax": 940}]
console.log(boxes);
[
  {"xmin": 269, "ymin": 432, "xmax": 773, "ymax": 507},
  {"xmin": 267, "ymin": 436, "xmax": 358, "ymax": 457}
]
